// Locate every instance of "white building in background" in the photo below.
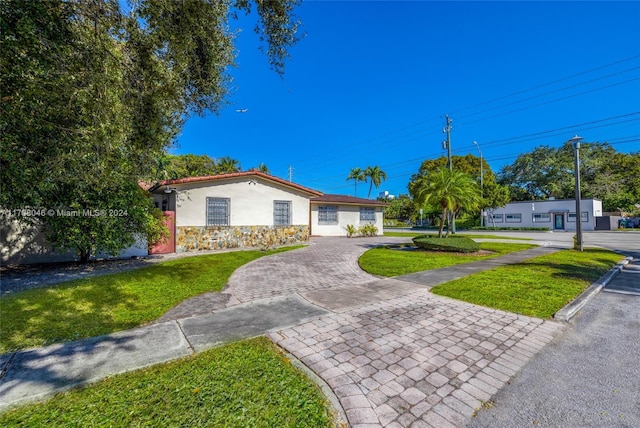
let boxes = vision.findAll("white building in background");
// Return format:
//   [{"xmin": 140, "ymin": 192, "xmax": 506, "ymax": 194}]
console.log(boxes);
[
  {"xmin": 487, "ymin": 198, "xmax": 603, "ymax": 231},
  {"xmin": 378, "ymin": 191, "xmax": 395, "ymax": 200}
]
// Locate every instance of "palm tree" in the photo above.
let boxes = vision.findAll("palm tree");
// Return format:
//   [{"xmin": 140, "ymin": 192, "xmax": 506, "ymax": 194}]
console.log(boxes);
[
  {"xmin": 256, "ymin": 163, "xmax": 270, "ymax": 174},
  {"xmin": 346, "ymin": 167, "xmax": 366, "ymax": 197},
  {"xmin": 216, "ymin": 156, "xmax": 241, "ymax": 174},
  {"xmin": 364, "ymin": 165, "xmax": 387, "ymax": 199},
  {"xmin": 414, "ymin": 168, "xmax": 480, "ymax": 238}
]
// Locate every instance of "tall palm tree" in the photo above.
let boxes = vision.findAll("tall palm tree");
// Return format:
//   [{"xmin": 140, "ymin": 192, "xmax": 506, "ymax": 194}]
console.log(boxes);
[
  {"xmin": 414, "ymin": 168, "xmax": 480, "ymax": 238},
  {"xmin": 364, "ymin": 165, "xmax": 387, "ymax": 199},
  {"xmin": 216, "ymin": 156, "xmax": 241, "ymax": 174},
  {"xmin": 346, "ymin": 167, "xmax": 366, "ymax": 196}
]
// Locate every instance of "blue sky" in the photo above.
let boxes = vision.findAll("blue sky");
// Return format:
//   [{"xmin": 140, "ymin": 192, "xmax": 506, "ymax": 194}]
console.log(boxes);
[{"xmin": 176, "ymin": 1, "xmax": 640, "ymax": 198}]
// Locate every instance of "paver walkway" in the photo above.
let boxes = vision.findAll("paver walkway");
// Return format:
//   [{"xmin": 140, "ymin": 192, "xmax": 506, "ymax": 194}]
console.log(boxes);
[
  {"xmin": 269, "ymin": 293, "xmax": 563, "ymax": 427},
  {"xmin": 1, "ymin": 236, "xmax": 570, "ymax": 427}
]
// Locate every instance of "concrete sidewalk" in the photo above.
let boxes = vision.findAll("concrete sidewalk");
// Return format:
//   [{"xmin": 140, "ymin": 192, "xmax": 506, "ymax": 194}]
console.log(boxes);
[
  {"xmin": 0, "ymin": 295, "xmax": 330, "ymax": 411},
  {"xmin": 0, "ymin": 240, "xmax": 585, "ymax": 426}
]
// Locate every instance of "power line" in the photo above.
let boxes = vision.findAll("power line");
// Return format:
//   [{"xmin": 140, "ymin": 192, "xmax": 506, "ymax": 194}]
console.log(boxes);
[
  {"xmin": 450, "ymin": 55, "xmax": 640, "ymax": 116},
  {"xmin": 286, "ymin": 55, "xmax": 640, "ymax": 170}
]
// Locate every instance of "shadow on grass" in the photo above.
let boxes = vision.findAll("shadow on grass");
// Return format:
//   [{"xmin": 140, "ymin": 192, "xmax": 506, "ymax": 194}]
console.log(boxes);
[
  {"xmin": 0, "ymin": 322, "xmax": 190, "ymax": 411},
  {"xmin": 520, "ymin": 256, "xmax": 621, "ymax": 283},
  {"xmin": 0, "ymin": 261, "xmax": 228, "ymax": 354}
]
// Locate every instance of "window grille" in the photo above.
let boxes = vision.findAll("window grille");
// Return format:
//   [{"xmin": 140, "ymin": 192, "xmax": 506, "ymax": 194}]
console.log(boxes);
[
  {"xmin": 318, "ymin": 206, "xmax": 338, "ymax": 225},
  {"xmin": 274, "ymin": 200, "xmax": 291, "ymax": 226},
  {"xmin": 360, "ymin": 207, "xmax": 376, "ymax": 222},
  {"xmin": 206, "ymin": 197, "xmax": 229, "ymax": 226}
]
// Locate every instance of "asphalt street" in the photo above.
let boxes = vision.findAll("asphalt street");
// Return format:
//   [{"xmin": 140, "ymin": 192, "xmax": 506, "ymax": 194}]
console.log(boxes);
[
  {"xmin": 467, "ymin": 283, "xmax": 640, "ymax": 428},
  {"xmin": 466, "ymin": 231, "xmax": 640, "ymax": 428}
]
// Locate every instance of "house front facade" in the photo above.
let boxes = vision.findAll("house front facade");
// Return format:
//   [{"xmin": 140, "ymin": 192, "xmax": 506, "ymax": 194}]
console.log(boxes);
[
  {"xmin": 488, "ymin": 198, "xmax": 603, "ymax": 231},
  {"xmin": 149, "ymin": 171, "xmax": 322, "ymax": 252},
  {"xmin": 4, "ymin": 171, "xmax": 388, "ymax": 263},
  {"xmin": 310, "ymin": 194, "xmax": 386, "ymax": 236}
]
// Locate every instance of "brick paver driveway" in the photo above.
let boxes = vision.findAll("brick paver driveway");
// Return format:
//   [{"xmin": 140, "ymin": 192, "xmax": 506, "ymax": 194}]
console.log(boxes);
[
  {"xmin": 227, "ymin": 236, "xmax": 566, "ymax": 427},
  {"xmin": 224, "ymin": 236, "xmax": 410, "ymax": 305}
]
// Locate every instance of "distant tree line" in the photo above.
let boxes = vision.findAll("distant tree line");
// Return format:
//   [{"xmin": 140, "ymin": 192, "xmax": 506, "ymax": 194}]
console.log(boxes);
[
  {"xmin": 385, "ymin": 141, "xmax": 638, "ymax": 232},
  {"xmin": 498, "ymin": 141, "xmax": 640, "ymax": 213}
]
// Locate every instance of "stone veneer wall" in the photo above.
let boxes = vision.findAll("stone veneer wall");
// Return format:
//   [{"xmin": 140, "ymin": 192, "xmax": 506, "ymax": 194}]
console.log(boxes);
[{"xmin": 176, "ymin": 225, "xmax": 310, "ymax": 252}]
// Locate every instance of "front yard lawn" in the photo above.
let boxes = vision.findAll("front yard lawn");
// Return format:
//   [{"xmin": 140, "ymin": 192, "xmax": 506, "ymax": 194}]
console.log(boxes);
[
  {"xmin": 432, "ymin": 248, "xmax": 624, "ymax": 318},
  {"xmin": 0, "ymin": 247, "xmax": 300, "ymax": 353},
  {"xmin": 359, "ymin": 242, "xmax": 536, "ymax": 277},
  {"xmin": 0, "ymin": 337, "xmax": 333, "ymax": 427}
]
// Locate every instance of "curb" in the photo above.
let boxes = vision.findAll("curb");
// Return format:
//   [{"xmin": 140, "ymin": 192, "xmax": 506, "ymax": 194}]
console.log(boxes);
[{"xmin": 554, "ymin": 257, "xmax": 632, "ymax": 322}]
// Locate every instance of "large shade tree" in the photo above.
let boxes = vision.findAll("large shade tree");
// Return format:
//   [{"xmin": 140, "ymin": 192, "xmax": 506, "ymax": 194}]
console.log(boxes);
[
  {"xmin": 1, "ymin": 0, "xmax": 301, "ymax": 262},
  {"xmin": 498, "ymin": 141, "xmax": 640, "ymax": 212},
  {"xmin": 160, "ymin": 154, "xmax": 218, "ymax": 179},
  {"xmin": 413, "ymin": 168, "xmax": 481, "ymax": 237}
]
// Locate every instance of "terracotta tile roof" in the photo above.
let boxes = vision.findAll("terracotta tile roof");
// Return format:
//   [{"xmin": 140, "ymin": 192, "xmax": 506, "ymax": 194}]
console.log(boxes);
[
  {"xmin": 311, "ymin": 194, "xmax": 388, "ymax": 206},
  {"xmin": 153, "ymin": 170, "xmax": 323, "ymax": 196}
]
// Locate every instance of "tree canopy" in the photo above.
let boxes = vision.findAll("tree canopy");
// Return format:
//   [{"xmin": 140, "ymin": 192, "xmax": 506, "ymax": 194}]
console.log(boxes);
[
  {"xmin": 498, "ymin": 142, "xmax": 640, "ymax": 212},
  {"xmin": 408, "ymin": 155, "xmax": 509, "ymax": 226},
  {"xmin": 1, "ymin": 0, "xmax": 301, "ymax": 261},
  {"xmin": 413, "ymin": 168, "xmax": 480, "ymax": 237},
  {"xmin": 382, "ymin": 195, "xmax": 418, "ymax": 225},
  {"xmin": 346, "ymin": 167, "xmax": 366, "ymax": 197},
  {"xmin": 364, "ymin": 165, "xmax": 387, "ymax": 199}
]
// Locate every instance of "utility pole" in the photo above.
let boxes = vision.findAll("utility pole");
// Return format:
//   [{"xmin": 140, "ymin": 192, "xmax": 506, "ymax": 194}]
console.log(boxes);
[
  {"xmin": 569, "ymin": 135, "xmax": 584, "ymax": 251},
  {"xmin": 288, "ymin": 165, "xmax": 294, "ymax": 182},
  {"xmin": 442, "ymin": 115, "xmax": 455, "ymax": 233},
  {"xmin": 473, "ymin": 141, "xmax": 484, "ymax": 227},
  {"xmin": 443, "ymin": 115, "xmax": 453, "ymax": 171}
]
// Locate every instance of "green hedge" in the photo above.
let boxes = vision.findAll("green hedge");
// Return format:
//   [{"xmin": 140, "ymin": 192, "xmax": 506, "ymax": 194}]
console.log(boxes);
[{"xmin": 412, "ymin": 234, "xmax": 480, "ymax": 253}]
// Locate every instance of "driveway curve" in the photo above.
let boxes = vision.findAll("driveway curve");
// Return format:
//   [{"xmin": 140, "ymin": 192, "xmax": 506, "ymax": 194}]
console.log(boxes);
[{"xmin": 224, "ymin": 236, "xmax": 411, "ymax": 305}]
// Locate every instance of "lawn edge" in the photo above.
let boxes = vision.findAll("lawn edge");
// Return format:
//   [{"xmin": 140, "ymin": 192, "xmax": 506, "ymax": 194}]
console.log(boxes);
[
  {"xmin": 277, "ymin": 347, "xmax": 349, "ymax": 428},
  {"xmin": 553, "ymin": 256, "xmax": 632, "ymax": 322}
]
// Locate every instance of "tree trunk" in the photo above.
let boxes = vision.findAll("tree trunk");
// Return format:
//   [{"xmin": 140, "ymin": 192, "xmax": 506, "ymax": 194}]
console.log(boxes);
[
  {"xmin": 439, "ymin": 208, "xmax": 447, "ymax": 238},
  {"xmin": 79, "ymin": 247, "xmax": 91, "ymax": 264}
]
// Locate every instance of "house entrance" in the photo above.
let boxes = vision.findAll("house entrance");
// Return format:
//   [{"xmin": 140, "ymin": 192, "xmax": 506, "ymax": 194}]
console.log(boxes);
[
  {"xmin": 554, "ymin": 213, "xmax": 564, "ymax": 230},
  {"xmin": 150, "ymin": 211, "xmax": 176, "ymax": 254}
]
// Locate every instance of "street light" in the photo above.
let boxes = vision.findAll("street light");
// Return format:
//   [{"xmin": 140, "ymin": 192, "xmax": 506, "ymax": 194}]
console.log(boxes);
[
  {"xmin": 473, "ymin": 141, "xmax": 484, "ymax": 227},
  {"xmin": 569, "ymin": 134, "xmax": 584, "ymax": 251}
]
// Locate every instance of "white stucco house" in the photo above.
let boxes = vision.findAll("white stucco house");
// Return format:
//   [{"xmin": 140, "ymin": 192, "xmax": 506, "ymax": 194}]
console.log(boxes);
[
  {"xmin": 2, "ymin": 171, "xmax": 388, "ymax": 263},
  {"xmin": 487, "ymin": 198, "xmax": 603, "ymax": 231},
  {"xmin": 310, "ymin": 194, "xmax": 387, "ymax": 236},
  {"xmin": 148, "ymin": 171, "xmax": 387, "ymax": 253}
]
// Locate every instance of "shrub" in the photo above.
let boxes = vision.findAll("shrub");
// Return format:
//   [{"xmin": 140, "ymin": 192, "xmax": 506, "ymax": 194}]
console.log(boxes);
[
  {"xmin": 345, "ymin": 224, "xmax": 357, "ymax": 238},
  {"xmin": 412, "ymin": 234, "xmax": 480, "ymax": 253},
  {"xmin": 454, "ymin": 215, "xmax": 478, "ymax": 230},
  {"xmin": 358, "ymin": 223, "xmax": 378, "ymax": 237}
]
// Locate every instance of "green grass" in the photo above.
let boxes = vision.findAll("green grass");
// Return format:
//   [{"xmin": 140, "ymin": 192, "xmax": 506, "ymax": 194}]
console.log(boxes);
[
  {"xmin": 384, "ymin": 231, "xmax": 532, "ymax": 240},
  {"xmin": 413, "ymin": 235, "xmax": 480, "ymax": 253},
  {"xmin": 0, "ymin": 247, "xmax": 301, "ymax": 353},
  {"xmin": 359, "ymin": 242, "xmax": 536, "ymax": 277},
  {"xmin": 432, "ymin": 248, "xmax": 624, "ymax": 318},
  {"xmin": 0, "ymin": 337, "xmax": 333, "ymax": 427}
]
